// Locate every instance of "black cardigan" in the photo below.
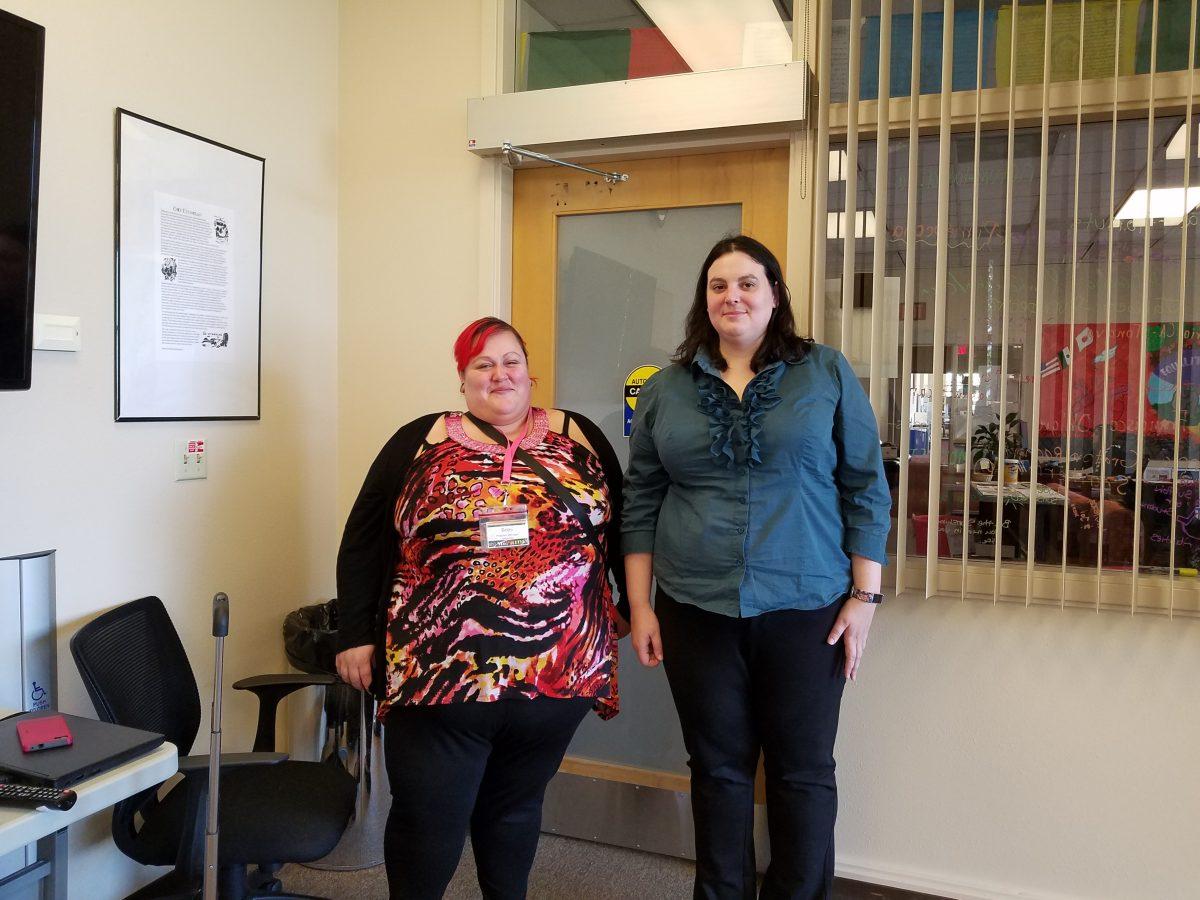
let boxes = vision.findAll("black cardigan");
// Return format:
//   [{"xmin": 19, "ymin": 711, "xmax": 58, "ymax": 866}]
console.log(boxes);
[{"xmin": 335, "ymin": 410, "xmax": 628, "ymax": 656}]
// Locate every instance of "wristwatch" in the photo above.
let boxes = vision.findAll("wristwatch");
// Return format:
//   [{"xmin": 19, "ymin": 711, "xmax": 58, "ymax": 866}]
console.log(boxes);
[{"xmin": 849, "ymin": 587, "xmax": 884, "ymax": 604}]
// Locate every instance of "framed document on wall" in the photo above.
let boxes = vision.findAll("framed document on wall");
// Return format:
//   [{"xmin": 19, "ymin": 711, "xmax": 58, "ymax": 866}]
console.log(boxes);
[{"xmin": 115, "ymin": 109, "xmax": 264, "ymax": 421}]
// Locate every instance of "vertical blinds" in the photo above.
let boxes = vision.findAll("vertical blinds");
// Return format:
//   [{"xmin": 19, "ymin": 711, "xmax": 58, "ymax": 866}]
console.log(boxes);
[{"xmin": 814, "ymin": 0, "xmax": 1200, "ymax": 615}]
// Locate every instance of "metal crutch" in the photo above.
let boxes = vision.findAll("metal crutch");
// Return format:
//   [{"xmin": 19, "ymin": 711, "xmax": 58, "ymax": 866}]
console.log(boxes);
[{"xmin": 203, "ymin": 592, "xmax": 229, "ymax": 900}]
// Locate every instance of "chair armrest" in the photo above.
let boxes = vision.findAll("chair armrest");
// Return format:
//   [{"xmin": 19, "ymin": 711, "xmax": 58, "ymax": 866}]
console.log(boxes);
[
  {"xmin": 233, "ymin": 673, "xmax": 338, "ymax": 690},
  {"xmin": 178, "ymin": 751, "xmax": 288, "ymax": 773},
  {"xmin": 234, "ymin": 673, "xmax": 337, "ymax": 752}
]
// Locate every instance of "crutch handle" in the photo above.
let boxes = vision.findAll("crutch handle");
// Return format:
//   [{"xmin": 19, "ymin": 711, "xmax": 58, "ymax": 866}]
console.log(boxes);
[{"xmin": 212, "ymin": 592, "xmax": 229, "ymax": 637}]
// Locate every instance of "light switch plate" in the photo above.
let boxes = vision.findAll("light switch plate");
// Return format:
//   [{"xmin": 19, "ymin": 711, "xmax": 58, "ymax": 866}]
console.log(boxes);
[
  {"xmin": 175, "ymin": 439, "xmax": 207, "ymax": 481},
  {"xmin": 33, "ymin": 314, "xmax": 81, "ymax": 352}
]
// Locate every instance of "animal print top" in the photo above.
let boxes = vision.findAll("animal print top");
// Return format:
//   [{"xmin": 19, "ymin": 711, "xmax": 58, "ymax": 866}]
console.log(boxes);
[{"xmin": 378, "ymin": 408, "xmax": 619, "ymax": 720}]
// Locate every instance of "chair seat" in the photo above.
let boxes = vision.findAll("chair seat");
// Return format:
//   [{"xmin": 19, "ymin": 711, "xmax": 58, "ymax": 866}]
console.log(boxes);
[{"xmin": 132, "ymin": 760, "xmax": 356, "ymax": 866}]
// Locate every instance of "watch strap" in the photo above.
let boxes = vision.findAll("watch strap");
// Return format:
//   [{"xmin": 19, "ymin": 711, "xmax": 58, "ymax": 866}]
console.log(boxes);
[{"xmin": 849, "ymin": 587, "xmax": 884, "ymax": 604}]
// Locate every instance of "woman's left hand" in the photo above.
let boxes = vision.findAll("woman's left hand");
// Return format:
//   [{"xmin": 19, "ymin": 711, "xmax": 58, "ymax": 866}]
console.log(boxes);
[
  {"xmin": 826, "ymin": 598, "xmax": 878, "ymax": 681},
  {"xmin": 613, "ymin": 610, "xmax": 631, "ymax": 640}
]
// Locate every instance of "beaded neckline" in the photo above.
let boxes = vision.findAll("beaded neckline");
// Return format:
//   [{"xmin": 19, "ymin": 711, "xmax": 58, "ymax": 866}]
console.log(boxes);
[{"xmin": 445, "ymin": 408, "xmax": 550, "ymax": 454}]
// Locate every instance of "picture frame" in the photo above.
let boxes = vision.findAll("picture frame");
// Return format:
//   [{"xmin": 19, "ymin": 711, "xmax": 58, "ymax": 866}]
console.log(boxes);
[{"xmin": 115, "ymin": 109, "xmax": 264, "ymax": 421}]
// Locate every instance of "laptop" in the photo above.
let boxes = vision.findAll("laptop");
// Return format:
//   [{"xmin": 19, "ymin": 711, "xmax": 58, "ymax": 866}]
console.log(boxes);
[{"xmin": 0, "ymin": 712, "xmax": 165, "ymax": 789}]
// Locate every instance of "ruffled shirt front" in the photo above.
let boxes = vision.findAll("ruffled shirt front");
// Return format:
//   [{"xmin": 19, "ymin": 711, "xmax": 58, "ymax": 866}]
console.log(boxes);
[
  {"xmin": 694, "ymin": 350, "xmax": 786, "ymax": 469},
  {"xmin": 622, "ymin": 344, "xmax": 892, "ymax": 618}
]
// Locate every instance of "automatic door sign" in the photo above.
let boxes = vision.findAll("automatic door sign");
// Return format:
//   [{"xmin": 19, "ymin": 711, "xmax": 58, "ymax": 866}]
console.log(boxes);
[{"xmin": 624, "ymin": 365, "xmax": 660, "ymax": 437}]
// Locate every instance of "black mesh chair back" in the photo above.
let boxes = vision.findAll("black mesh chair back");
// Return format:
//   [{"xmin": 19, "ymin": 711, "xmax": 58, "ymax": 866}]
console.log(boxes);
[
  {"xmin": 70, "ymin": 596, "xmax": 203, "ymax": 862},
  {"xmin": 71, "ymin": 595, "xmax": 202, "ymax": 752}
]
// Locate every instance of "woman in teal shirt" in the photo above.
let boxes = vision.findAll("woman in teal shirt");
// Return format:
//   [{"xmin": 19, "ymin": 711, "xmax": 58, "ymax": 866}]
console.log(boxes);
[{"xmin": 624, "ymin": 235, "xmax": 891, "ymax": 899}]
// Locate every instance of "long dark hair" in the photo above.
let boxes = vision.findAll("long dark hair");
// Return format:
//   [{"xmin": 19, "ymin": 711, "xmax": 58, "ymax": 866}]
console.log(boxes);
[{"xmin": 673, "ymin": 234, "xmax": 812, "ymax": 371}]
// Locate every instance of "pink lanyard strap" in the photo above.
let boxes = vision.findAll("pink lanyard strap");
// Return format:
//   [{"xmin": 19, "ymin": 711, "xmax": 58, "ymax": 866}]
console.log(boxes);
[{"xmin": 500, "ymin": 416, "xmax": 530, "ymax": 484}]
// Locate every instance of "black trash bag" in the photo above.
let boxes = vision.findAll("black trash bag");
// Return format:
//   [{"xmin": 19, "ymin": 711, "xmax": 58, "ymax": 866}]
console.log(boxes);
[{"xmin": 283, "ymin": 599, "xmax": 339, "ymax": 674}]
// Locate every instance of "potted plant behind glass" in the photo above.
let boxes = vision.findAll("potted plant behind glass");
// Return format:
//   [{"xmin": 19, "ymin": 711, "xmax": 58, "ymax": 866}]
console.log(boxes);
[{"xmin": 972, "ymin": 412, "xmax": 1023, "ymax": 481}]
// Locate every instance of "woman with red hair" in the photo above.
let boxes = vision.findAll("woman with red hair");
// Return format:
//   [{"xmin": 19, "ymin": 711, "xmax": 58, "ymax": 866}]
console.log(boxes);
[{"xmin": 335, "ymin": 317, "xmax": 627, "ymax": 899}]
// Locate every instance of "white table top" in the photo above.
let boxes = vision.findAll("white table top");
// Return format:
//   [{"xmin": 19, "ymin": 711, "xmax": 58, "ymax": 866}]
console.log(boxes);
[
  {"xmin": 971, "ymin": 481, "xmax": 1067, "ymax": 505},
  {"xmin": 0, "ymin": 732, "xmax": 178, "ymax": 856}
]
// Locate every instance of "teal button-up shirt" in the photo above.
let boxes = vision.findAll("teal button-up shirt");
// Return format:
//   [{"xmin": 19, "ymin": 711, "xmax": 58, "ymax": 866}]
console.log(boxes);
[{"xmin": 623, "ymin": 344, "xmax": 891, "ymax": 617}]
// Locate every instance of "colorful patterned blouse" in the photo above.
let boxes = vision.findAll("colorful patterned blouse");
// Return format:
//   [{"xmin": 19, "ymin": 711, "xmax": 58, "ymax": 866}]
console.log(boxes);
[{"xmin": 379, "ymin": 408, "xmax": 619, "ymax": 719}]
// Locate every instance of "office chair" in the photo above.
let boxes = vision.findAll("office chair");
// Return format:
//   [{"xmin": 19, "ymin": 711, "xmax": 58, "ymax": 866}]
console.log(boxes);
[{"xmin": 71, "ymin": 596, "xmax": 356, "ymax": 899}]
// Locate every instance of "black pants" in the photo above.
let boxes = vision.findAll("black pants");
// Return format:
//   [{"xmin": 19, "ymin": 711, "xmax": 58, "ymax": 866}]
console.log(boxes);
[
  {"xmin": 657, "ymin": 591, "xmax": 847, "ymax": 900},
  {"xmin": 383, "ymin": 697, "xmax": 591, "ymax": 900}
]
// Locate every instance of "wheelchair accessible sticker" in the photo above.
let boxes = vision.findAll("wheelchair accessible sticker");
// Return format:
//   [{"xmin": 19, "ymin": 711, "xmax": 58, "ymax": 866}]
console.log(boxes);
[{"xmin": 623, "ymin": 365, "xmax": 660, "ymax": 437}]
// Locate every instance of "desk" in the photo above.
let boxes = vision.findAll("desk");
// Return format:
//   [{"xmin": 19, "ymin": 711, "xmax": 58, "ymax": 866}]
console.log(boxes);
[
  {"xmin": 971, "ymin": 481, "xmax": 1067, "ymax": 562},
  {"xmin": 0, "ymin": 730, "xmax": 177, "ymax": 898},
  {"xmin": 971, "ymin": 482, "xmax": 1067, "ymax": 505}
]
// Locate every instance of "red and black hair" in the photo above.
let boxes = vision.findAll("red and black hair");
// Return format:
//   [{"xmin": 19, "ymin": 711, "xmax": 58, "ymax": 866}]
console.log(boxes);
[{"xmin": 452, "ymin": 317, "xmax": 530, "ymax": 373}]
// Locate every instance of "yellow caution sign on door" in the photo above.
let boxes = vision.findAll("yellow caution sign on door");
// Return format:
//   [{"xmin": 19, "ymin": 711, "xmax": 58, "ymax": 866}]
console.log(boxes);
[{"xmin": 623, "ymin": 365, "xmax": 660, "ymax": 437}]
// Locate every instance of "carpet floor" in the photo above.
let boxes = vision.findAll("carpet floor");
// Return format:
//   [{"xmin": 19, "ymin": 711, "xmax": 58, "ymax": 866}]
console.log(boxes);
[{"xmin": 278, "ymin": 835, "xmax": 942, "ymax": 899}]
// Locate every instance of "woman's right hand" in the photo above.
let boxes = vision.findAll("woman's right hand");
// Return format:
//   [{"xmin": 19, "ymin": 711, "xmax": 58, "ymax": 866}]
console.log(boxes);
[
  {"xmin": 630, "ymin": 605, "xmax": 664, "ymax": 668},
  {"xmin": 335, "ymin": 644, "xmax": 375, "ymax": 691}
]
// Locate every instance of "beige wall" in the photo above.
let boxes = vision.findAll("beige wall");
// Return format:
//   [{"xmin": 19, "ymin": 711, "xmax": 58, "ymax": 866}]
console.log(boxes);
[
  {"xmin": 838, "ymin": 598, "xmax": 1200, "ymax": 900},
  {"xmin": 0, "ymin": 1, "xmax": 338, "ymax": 894},
  {"xmin": 338, "ymin": 0, "xmax": 488, "ymax": 516}
]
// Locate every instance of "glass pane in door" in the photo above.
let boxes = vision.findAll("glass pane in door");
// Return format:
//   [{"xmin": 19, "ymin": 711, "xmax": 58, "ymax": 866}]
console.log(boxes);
[{"xmin": 555, "ymin": 203, "xmax": 741, "ymax": 773}]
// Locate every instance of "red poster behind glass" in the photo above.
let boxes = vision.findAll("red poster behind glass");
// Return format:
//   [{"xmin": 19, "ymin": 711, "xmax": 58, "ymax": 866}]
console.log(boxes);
[{"xmin": 1039, "ymin": 322, "xmax": 1200, "ymax": 440}]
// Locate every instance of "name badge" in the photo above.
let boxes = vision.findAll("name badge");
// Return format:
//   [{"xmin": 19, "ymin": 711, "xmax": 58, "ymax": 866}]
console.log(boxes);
[{"xmin": 476, "ymin": 504, "xmax": 530, "ymax": 550}]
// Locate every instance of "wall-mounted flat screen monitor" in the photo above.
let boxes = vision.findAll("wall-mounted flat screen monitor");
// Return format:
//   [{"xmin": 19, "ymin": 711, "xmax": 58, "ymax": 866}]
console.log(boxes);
[{"xmin": 0, "ymin": 10, "xmax": 45, "ymax": 391}]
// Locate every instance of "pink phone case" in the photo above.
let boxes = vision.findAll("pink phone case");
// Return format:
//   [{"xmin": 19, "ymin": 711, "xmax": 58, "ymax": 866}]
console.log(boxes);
[{"xmin": 16, "ymin": 714, "xmax": 73, "ymax": 752}]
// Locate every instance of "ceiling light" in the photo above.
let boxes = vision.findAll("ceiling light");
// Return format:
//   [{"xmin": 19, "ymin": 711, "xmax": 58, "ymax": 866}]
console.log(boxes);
[
  {"xmin": 829, "ymin": 149, "xmax": 847, "ymax": 182},
  {"xmin": 1113, "ymin": 187, "xmax": 1200, "ymax": 227},
  {"xmin": 828, "ymin": 210, "xmax": 876, "ymax": 240},
  {"xmin": 1165, "ymin": 122, "xmax": 1200, "ymax": 160},
  {"xmin": 638, "ymin": 0, "xmax": 791, "ymax": 73}
]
